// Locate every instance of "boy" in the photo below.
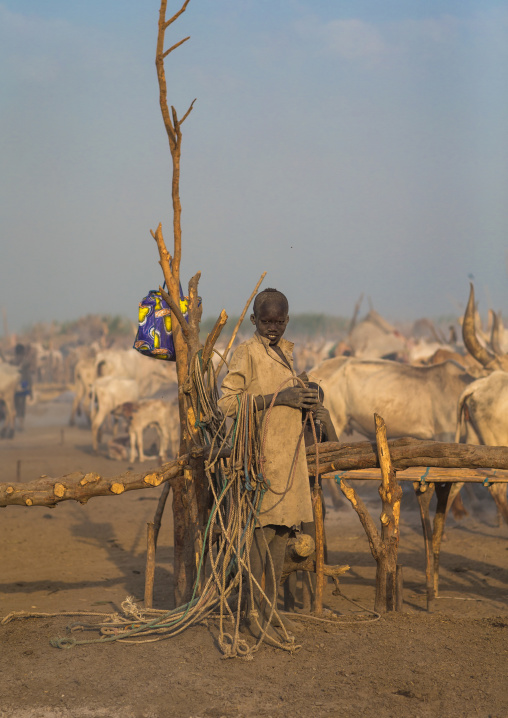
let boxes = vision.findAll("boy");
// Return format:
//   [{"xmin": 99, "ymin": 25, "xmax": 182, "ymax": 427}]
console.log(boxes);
[{"xmin": 218, "ymin": 288, "xmax": 319, "ymax": 640}]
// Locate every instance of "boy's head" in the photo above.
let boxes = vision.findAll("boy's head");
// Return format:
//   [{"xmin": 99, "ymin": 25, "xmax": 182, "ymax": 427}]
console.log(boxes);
[{"xmin": 251, "ymin": 288, "xmax": 289, "ymax": 346}]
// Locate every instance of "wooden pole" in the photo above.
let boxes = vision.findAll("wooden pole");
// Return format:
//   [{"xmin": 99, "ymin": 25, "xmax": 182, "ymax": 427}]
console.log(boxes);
[
  {"xmin": 312, "ymin": 485, "xmax": 325, "ymax": 616},
  {"xmin": 413, "ymin": 480, "xmax": 436, "ymax": 612},
  {"xmin": 374, "ymin": 414, "xmax": 403, "ymax": 613},
  {"xmin": 395, "ymin": 564, "xmax": 404, "ymax": 612},
  {"xmin": 144, "ymin": 522, "xmax": 156, "ymax": 608}
]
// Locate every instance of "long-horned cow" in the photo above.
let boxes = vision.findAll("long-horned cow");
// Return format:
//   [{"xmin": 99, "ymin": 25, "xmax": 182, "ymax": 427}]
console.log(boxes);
[{"xmin": 455, "ymin": 284, "xmax": 508, "ymax": 524}]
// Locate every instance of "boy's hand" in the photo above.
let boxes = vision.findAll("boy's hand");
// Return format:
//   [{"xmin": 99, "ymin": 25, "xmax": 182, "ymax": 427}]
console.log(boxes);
[
  {"xmin": 311, "ymin": 403, "xmax": 339, "ymax": 442},
  {"xmin": 313, "ymin": 405, "xmax": 331, "ymax": 422},
  {"xmin": 276, "ymin": 386, "xmax": 319, "ymax": 409}
]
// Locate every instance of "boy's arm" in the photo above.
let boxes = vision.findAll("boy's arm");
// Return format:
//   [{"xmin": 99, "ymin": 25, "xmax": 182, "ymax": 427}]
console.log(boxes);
[
  {"xmin": 314, "ymin": 405, "xmax": 339, "ymax": 442},
  {"xmin": 252, "ymin": 386, "xmax": 319, "ymax": 411},
  {"xmin": 218, "ymin": 346, "xmax": 319, "ymax": 415}
]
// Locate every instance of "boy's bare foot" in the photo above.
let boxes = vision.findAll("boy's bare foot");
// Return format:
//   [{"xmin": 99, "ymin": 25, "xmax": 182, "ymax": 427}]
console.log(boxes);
[
  {"xmin": 241, "ymin": 613, "xmax": 290, "ymax": 644},
  {"xmin": 268, "ymin": 611, "xmax": 302, "ymax": 634}
]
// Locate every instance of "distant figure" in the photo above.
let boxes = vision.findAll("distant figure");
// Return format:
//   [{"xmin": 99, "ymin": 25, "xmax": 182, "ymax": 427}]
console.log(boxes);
[
  {"xmin": 449, "ymin": 325, "xmax": 458, "ymax": 345},
  {"xmin": 12, "ymin": 343, "xmax": 33, "ymax": 430}
]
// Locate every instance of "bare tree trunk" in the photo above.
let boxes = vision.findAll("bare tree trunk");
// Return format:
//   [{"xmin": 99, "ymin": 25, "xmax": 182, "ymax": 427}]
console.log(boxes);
[{"xmin": 151, "ymin": 0, "xmax": 214, "ymax": 606}]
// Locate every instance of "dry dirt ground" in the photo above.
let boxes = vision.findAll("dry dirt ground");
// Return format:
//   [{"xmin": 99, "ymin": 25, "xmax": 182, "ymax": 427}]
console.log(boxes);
[{"xmin": 1, "ymin": 396, "xmax": 507, "ymax": 718}]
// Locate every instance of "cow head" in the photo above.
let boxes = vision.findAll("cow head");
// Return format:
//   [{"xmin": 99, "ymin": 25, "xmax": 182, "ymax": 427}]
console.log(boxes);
[{"xmin": 113, "ymin": 402, "xmax": 139, "ymax": 419}]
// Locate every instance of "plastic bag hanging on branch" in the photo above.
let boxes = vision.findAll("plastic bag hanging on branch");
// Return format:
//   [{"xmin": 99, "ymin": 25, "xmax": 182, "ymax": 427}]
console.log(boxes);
[{"xmin": 133, "ymin": 283, "xmax": 201, "ymax": 361}]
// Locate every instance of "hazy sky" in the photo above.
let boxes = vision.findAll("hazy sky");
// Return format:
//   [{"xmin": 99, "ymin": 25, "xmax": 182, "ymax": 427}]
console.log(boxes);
[{"xmin": 2, "ymin": 0, "xmax": 507, "ymax": 333}]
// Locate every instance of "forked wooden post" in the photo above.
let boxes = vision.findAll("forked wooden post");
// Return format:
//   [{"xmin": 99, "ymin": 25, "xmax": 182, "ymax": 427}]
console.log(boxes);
[{"xmin": 374, "ymin": 413, "xmax": 403, "ymax": 613}]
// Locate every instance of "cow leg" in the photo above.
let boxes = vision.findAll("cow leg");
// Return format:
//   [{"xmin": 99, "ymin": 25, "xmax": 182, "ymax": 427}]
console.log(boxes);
[
  {"xmin": 324, "ymin": 479, "xmax": 344, "ymax": 511},
  {"xmin": 158, "ymin": 424, "xmax": 169, "ymax": 462},
  {"xmin": 432, "ymin": 481, "xmax": 463, "ymax": 597},
  {"xmin": 487, "ymin": 483, "xmax": 508, "ymax": 527},
  {"xmin": 14, "ymin": 393, "xmax": 26, "ymax": 431},
  {"xmin": 70, "ymin": 384, "xmax": 84, "ymax": 426},
  {"xmin": 91, "ymin": 409, "xmax": 107, "ymax": 451},
  {"xmin": 129, "ymin": 427, "xmax": 138, "ymax": 463},
  {"xmin": 449, "ymin": 489, "xmax": 468, "ymax": 521},
  {"xmin": 137, "ymin": 427, "xmax": 146, "ymax": 462}
]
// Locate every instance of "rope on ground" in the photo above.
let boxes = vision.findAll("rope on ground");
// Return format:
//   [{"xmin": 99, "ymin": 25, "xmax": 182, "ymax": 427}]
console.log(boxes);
[{"xmin": 1, "ymin": 610, "xmax": 114, "ymax": 626}]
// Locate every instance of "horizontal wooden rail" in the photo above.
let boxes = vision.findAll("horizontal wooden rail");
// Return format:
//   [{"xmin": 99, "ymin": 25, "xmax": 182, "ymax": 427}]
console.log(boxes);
[{"xmin": 322, "ymin": 467, "xmax": 508, "ymax": 484}]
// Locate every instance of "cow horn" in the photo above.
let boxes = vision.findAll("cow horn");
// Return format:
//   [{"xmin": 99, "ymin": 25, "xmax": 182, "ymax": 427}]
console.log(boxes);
[
  {"xmin": 462, "ymin": 283, "xmax": 496, "ymax": 367},
  {"xmin": 490, "ymin": 310, "xmax": 503, "ymax": 356}
]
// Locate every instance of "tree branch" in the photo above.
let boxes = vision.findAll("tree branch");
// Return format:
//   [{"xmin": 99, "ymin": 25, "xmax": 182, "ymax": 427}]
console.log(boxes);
[
  {"xmin": 340, "ymin": 478, "xmax": 382, "ymax": 560},
  {"xmin": 164, "ymin": 0, "xmax": 191, "ymax": 29},
  {"xmin": 180, "ymin": 98, "xmax": 196, "ymax": 124},
  {"xmin": 163, "ymin": 35, "xmax": 190, "ymax": 59},
  {"xmin": 187, "ymin": 271, "xmax": 202, "ymax": 338},
  {"xmin": 158, "ymin": 285, "xmax": 190, "ymax": 340},
  {"xmin": 0, "ymin": 461, "xmax": 185, "ymax": 508},
  {"xmin": 202, "ymin": 309, "xmax": 228, "ymax": 369}
]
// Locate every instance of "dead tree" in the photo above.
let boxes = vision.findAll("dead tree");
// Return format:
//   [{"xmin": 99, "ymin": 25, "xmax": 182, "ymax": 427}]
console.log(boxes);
[{"xmin": 149, "ymin": 0, "xmax": 227, "ymax": 606}]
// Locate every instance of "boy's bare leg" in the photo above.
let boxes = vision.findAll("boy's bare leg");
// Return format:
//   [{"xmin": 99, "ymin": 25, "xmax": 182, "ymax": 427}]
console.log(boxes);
[
  {"xmin": 263, "ymin": 525, "xmax": 301, "ymax": 633},
  {"xmin": 244, "ymin": 526, "xmax": 280, "ymax": 640}
]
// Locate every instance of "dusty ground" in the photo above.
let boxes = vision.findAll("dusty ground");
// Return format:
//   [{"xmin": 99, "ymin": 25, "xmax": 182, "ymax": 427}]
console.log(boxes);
[{"xmin": 1, "ymin": 396, "xmax": 507, "ymax": 718}]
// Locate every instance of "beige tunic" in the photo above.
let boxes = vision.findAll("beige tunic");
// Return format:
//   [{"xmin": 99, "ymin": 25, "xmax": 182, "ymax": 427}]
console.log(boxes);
[{"xmin": 218, "ymin": 332, "xmax": 314, "ymax": 528}]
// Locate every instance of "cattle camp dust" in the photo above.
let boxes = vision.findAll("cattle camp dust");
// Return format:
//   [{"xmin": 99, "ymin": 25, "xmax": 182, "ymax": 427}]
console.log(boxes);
[{"xmin": 1, "ymin": 309, "xmax": 508, "ymax": 718}]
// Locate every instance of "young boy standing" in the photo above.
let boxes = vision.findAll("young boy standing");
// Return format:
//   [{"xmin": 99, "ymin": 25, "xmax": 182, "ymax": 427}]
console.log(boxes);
[{"xmin": 218, "ymin": 288, "xmax": 319, "ymax": 640}]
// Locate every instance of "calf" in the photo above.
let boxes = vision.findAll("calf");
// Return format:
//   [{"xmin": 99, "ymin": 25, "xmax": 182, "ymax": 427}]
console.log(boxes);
[
  {"xmin": 91, "ymin": 377, "xmax": 139, "ymax": 451},
  {"xmin": 114, "ymin": 399, "xmax": 179, "ymax": 463}
]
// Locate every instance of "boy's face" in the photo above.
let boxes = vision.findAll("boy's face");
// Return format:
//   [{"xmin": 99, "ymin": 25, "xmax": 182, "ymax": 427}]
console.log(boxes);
[{"xmin": 251, "ymin": 299, "xmax": 289, "ymax": 346}]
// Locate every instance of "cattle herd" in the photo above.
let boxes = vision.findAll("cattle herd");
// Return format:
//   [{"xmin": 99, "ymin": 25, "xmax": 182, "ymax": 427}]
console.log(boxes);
[{"xmin": 0, "ymin": 287, "xmax": 507, "ymax": 522}]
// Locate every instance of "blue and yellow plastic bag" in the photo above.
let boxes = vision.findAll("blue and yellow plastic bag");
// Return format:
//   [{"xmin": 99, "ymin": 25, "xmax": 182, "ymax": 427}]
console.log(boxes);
[{"xmin": 133, "ymin": 289, "xmax": 191, "ymax": 361}]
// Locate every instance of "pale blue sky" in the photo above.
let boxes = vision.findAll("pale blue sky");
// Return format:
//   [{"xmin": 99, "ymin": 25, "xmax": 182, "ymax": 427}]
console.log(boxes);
[{"xmin": 1, "ymin": 1, "xmax": 507, "ymax": 332}]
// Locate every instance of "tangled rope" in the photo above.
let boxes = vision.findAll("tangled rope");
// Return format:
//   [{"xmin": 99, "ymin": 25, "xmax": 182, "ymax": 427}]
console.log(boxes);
[{"xmin": 48, "ymin": 351, "xmax": 305, "ymax": 657}]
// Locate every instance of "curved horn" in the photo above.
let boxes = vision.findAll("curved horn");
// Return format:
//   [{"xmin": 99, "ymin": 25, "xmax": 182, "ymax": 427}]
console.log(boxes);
[
  {"xmin": 490, "ymin": 310, "xmax": 503, "ymax": 356},
  {"xmin": 462, "ymin": 283, "xmax": 495, "ymax": 367}
]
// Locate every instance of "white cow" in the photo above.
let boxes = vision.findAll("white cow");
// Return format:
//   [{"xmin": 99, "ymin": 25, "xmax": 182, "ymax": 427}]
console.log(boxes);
[
  {"xmin": 113, "ymin": 399, "xmax": 180, "ymax": 462},
  {"xmin": 0, "ymin": 363, "xmax": 21, "ymax": 438},
  {"xmin": 69, "ymin": 357, "xmax": 96, "ymax": 426},
  {"xmin": 309, "ymin": 356, "xmax": 474, "ymax": 442},
  {"xmin": 94, "ymin": 348, "xmax": 177, "ymax": 395},
  {"xmin": 91, "ymin": 377, "xmax": 140, "ymax": 451},
  {"xmin": 89, "ymin": 349, "xmax": 178, "ymax": 451},
  {"xmin": 455, "ymin": 371, "xmax": 508, "ymax": 525},
  {"xmin": 347, "ymin": 310, "xmax": 408, "ymax": 360}
]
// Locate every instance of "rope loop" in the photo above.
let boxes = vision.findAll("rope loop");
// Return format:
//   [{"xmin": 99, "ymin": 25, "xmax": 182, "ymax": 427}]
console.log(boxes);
[
  {"xmin": 334, "ymin": 472, "xmax": 348, "ymax": 484},
  {"xmin": 50, "ymin": 636, "xmax": 77, "ymax": 650},
  {"xmin": 419, "ymin": 466, "xmax": 430, "ymax": 488}
]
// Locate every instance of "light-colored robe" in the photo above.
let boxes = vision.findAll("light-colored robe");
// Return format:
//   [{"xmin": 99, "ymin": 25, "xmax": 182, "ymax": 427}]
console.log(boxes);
[{"xmin": 218, "ymin": 332, "xmax": 314, "ymax": 528}]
